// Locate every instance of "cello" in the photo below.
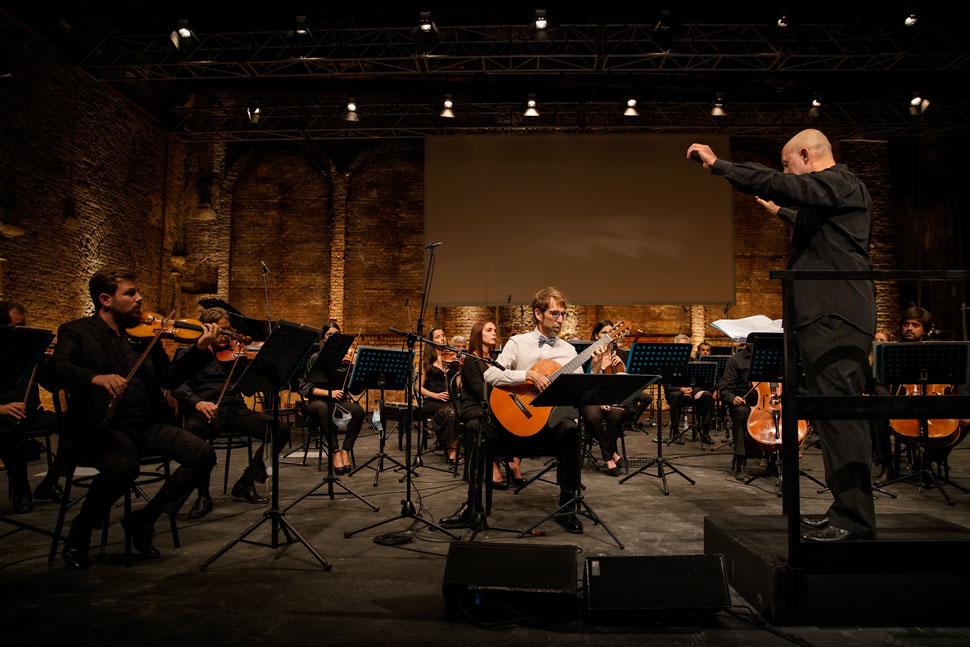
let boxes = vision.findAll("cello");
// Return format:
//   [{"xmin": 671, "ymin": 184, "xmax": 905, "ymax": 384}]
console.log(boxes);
[
  {"xmin": 890, "ymin": 383, "xmax": 962, "ymax": 448},
  {"xmin": 746, "ymin": 381, "xmax": 809, "ymax": 454}
]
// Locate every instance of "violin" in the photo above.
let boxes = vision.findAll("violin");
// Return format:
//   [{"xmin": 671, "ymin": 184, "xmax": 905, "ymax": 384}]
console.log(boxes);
[
  {"xmin": 125, "ymin": 311, "xmax": 208, "ymax": 343},
  {"xmin": 890, "ymin": 384, "xmax": 962, "ymax": 447},
  {"xmin": 215, "ymin": 339, "xmax": 259, "ymax": 362},
  {"xmin": 746, "ymin": 382, "xmax": 809, "ymax": 454}
]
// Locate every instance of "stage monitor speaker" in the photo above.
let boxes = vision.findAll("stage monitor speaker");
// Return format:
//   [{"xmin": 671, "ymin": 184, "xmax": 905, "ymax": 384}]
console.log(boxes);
[
  {"xmin": 585, "ymin": 554, "xmax": 730, "ymax": 621},
  {"xmin": 442, "ymin": 542, "xmax": 579, "ymax": 620}
]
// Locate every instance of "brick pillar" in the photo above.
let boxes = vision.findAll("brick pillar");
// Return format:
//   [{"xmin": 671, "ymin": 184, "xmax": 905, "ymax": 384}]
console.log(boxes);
[{"xmin": 330, "ymin": 172, "xmax": 347, "ymax": 323}]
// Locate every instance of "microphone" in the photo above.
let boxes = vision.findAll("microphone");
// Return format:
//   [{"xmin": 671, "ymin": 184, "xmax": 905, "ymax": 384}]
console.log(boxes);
[
  {"xmin": 259, "ymin": 260, "xmax": 270, "ymax": 274},
  {"xmin": 425, "ymin": 242, "xmax": 443, "ymax": 249}
]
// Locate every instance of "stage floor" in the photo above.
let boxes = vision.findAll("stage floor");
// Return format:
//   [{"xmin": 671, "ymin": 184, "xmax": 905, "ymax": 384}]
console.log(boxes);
[{"xmin": 4, "ymin": 420, "xmax": 970, "ymax": 644}]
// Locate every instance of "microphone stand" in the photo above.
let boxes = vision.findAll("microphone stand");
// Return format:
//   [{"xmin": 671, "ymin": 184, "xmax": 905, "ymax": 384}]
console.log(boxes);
[{"xmin": 260, "ymin": 261, "xmax": 275, "ymax": 335}]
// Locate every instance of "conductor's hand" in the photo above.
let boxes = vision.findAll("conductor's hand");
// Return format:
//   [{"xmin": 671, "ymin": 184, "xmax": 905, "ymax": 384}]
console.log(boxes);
[
  {"xmin": 733, "ymin": 395, "xmax": 745, "ymax": 406},
  {"xmin": 686, "ymin": 144, "xmax": 717, "ymax": 170},
  {"xmin": 195, "ymin": 323, "xmax": 221, "ymax": 351},
  {"xmin": 91, "ymin": 374, "xmax": 128, "ymax": 398},
  {"xmin": 196, "ymin": 400, "xmax": 219, "ymax": 420},
  {"xmin": 527, "ymin": 370, "xmax": 551, "ymax": 392},
  {"xmin": 0, "ymin": 402, "xmax": 26, "ymax": 420},
  {"xmin": 755, "ymin": 196, "xmax": 781, "ymax": 216}
]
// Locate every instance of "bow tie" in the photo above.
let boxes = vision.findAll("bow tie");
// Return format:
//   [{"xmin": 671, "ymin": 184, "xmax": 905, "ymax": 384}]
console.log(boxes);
[{"xmin": 538, "ymin": 336, "xmax": 557, "ymax": 348}]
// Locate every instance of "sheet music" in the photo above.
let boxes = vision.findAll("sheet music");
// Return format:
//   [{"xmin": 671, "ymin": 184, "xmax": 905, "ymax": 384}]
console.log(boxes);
[{"xmin": 711, "ymin": 315, "xmax": 783, "ymax": 341}]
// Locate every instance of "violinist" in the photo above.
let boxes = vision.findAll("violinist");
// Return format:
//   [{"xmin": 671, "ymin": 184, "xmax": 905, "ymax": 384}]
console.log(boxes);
[
  {"xmin": 664, "ymin": 334, "xmax": 715, "ymax": 447},
  {"xmin": 581, "ymin": 320, "xmax": 632, "ymax": 476},
  {"xmin": 717, "ymin": 337, "xmax": 757, "ymax": 480},
  {"xmin": 420, "ymin": 327, "xmax": 460, "ymax": 465},
  {"xmin": 51, "ymin": 267, "xmax": 218, "ymax": 570},
  {"xmin": 299, "ymin": 321, "xmax": 364, "ymax": 475},
  {"xmin": 172, "ymin": 307, "xmax": 291, "ymax": 518},
  {"xmin": 0, "ymin": 303, "xmax": 65, "ymax": 513}
]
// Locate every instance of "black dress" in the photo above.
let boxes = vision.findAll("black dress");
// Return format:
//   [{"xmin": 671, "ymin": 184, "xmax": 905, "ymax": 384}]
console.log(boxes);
[{"xmin": 423, "ymin": 364, "xmax": 457, "ymax": 448}]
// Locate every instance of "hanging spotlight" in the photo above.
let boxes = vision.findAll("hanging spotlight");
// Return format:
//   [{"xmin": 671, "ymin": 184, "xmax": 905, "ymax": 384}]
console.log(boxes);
[
  {"xmin": 710, "ymin": 93, "xmax": 726, "ymax": 118},
  {"xmin": 169, "ymin": 19, "xmax": 196, "ymax": 50},
  {"xmin": 909, "ymin": 93, "xmax": 930, "ymax": 116},
  {"xmin": 623, "ymin": 98, "xmax": 639, "ymax": 117},
  {"xmin": 776, "ymin": 14, "xmax": 790, "ymax": 29},
  {"xmin": 295, "ymin": 15, "xmax": 311, "ymax": 37},
  {"xmin": 524, "ymin": 94, "xmax": 539, "ymax": 117},
  {"xmin": 534, "ymin": 9, "xmax": 547, "ymax": 30},
  {"xmin": 808, "ymin": 96, "xmax": 822, "ymax": 119},
  {"xmin": 246, "ymin": 102, "xmax": 262, "ymax": 125},
  {"xmin": 345, "ymin": 98, "xmax": 359, "ymax": 122},
  {"xmin": 904, "ymin": 12, "xmax": 918, "ymax": 28},
  {"xmin": 440, "ymin": 95, "xmax": 455, "ymax": 119},
  {"xmin": 418, "ymin": 11, "xmax": 437, "ymax": 34}
]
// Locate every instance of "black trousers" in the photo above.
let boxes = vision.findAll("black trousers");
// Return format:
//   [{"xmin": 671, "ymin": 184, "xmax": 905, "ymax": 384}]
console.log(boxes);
[
  {"xmin": 668, "ymin": 390, "xmax": 714, "ymax": 435},
  {"xmin": 581, "ymin": 405, "xmax": 630, "ymax": 461},
  {"xmin": 184, "ymin": 408, "xmax": 290, "ymax": 490},
  {"xmin": 729, "ymin": 404, "xmax": 752, "ymax": 457},
  {"xmin": 0, "ymin": 422, "xmax": 29, "ymax": 498},
  {"xmin": 71, "ymin": 422, "xmax": 216, "ymax": 533},
  {"xmin": 796, "ymin": 315, "xmax": 876, "ymax": 537},
  {"xmin": 486, "ymin": 407, "xmax": 581, "ymax": 495},
  {"xmin": 305, "ymin": 399, "xmax": 363, "ymax": 453}
]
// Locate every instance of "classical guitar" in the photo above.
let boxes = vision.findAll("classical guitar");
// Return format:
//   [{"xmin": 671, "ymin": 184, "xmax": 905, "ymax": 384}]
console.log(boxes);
[{"xmin": 489, "ymin": 322, "xmax": 629, "ymax": 437}]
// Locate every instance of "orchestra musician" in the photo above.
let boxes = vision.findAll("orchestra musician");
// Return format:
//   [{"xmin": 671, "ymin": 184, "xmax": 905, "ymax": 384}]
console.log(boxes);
[
  {"xmin": 172, "ymin": 307, "xmax": 291, "ymax": 519},
  {"xmin": 690, "ymin": 128, "xmax": 877, "ymax": 542},
  {"xmin": 481, "ymin": 287, "xmax": 584, "ymax": 534},
  {"xmin": 665, "ymin": 333, "xmax": 715, "ymax": 446},
  {"xmin": 580, "ymin": 320, "xmax": 632, "ymax": 476},
  {"xmin": 0, "ymin": 303, "xmax": 65, "ymax": 513},
  {"xmin": 51, "ymin": 267, "xmax": 218, "ymax": 570},
  {"xmin": 420, "ymin": 327, "xmax": 460, "ymax": 465},
  {"xmin": 299, "ymin": 321, "xmax": 365, "ymax": 475},
  {"xmin": 718, "ymin": 337, "xmax": 757, "ymax": 480}
]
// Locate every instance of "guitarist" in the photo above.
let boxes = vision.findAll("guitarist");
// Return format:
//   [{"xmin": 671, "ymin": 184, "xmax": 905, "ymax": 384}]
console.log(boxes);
[
  {"xmin": 51, "ymin": 267, "xmax": 218, "ymax": 570},
  {"xmin": 483, "ymin": 287, "xmax": 583, "ymax": 534}
]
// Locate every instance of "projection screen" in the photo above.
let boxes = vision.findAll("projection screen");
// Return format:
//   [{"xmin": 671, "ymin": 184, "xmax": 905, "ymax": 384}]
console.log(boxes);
[{"xmin": 425, "ymin": 134, "xmax": 735, "ymax": 305}]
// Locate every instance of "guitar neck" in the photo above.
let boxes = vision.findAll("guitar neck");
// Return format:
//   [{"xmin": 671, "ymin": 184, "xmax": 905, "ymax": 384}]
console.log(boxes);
[{"xmin": 552, "ymin": 335, "xmax": 612, "ymax": 380}]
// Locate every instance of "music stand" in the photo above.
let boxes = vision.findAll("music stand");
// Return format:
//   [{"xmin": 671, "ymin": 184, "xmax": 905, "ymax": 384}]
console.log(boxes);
[
  {"xmin": 873, "ymin": 341, "xmax": 970, "ymax": 505},
  {"xmin": 285, "ymin": 334, "xmax": 379, "ymax": 514},
  {"xmin": 345, "ymin": 347, "xmax": 413, "ymax": 487},
  {"xmin": 522, "ymin": 373, "xmax": 658, "ymax": 548},
  {"xmin": 743, "ymin": 334, "xmax": 827, "ymax": 492},
  {"xmin": 344, "ymin": 342, "xmax": 456, "ymax": 540},
  {"xmin": 0, "ymin": 326, "xmax": 56, "ymax": 539},
  {"xmin": 619, "ymin": 342, "xmax": 694, "ymax": 494},
  {"xmin": 199, "ymin": 321, "xmax": 327, "ymax": 570},
  {"xmin": 669, "ymin": 361, "xmax": 718, "ymax": 446}
]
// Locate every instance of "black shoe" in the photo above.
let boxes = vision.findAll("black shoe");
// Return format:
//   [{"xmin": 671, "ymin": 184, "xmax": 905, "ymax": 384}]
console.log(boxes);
[
  {"xmin": 554, "ymin": 512, "xmax": 584, "ymax": 534},
  {"xmin": 799, "ymin": 514, "xmax": 830, "ymax": 529},
  {"xmin": 732, "ymin": 458, "xmax": 748, "ymax": 481},
  {"xmin": 121, "ymin": 514, "xmax": 160, "ymax": 558},
  {"xmin": 11, "ymin": 491, "xmax": 33, "ymax": 514},
  {"xmin": 700, "ymin": 432, "xmax": 714, "ymax": 446},
  {"xmin": 63, "ymin": 543, "xmax": 91, "ymax": 571},
  {"xmin": 187, "ymin": 495, "xmax": 213, "ymax": 520},
  {"xmin": 510, "ymin": 476, "xmax": 528, "ymax": 489},
  {"xmin": 801, "ymin": 525, "xmax": 873, "ymax": 542},
  {"xmin": 440, "ymin": 502, "xmax": 472, "ymax": 529},
  {"xmin": 231, "ymin": 479, "xmax": 268, "ymax": 504},
  {"xmin": 603, "ymin": 465, "xmax": 619, "ymax": 477},
  {"xmin": 33, "ymin": 481, "xmax": 64, "ymax": 503},
  {"xmin": 491, "ymin": 478, "xmax": 509, "ymax": 491}
]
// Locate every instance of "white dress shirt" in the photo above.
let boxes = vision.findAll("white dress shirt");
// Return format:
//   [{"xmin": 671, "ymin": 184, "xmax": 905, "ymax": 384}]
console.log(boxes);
[{"xmin": 484, "ymin": 328, "xmax": 582, "ymax": 387}]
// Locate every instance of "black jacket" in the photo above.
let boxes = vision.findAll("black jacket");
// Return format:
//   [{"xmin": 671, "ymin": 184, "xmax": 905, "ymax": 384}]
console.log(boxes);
[
  {"xmin": 51, "ymin": 315, "xmax": 210, "ymax": 433},
  {"xmin": 717, "ymin": 346, "xmax": 757, "ymax": 406}
]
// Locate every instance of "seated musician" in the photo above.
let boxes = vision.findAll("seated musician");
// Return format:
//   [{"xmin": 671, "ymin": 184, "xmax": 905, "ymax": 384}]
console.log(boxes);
[
  {"xmin": 665, "ymin": 334, "xmax": 715, "ymax": 446},
  {"xmin": 481, "ymin": 287, "xmax": 583, "ymax": 533},
  {"xmin": 51, "ymin": 267, "xmax": 218, "ymax": 570},
  {"xmin": 718, "ymin": 337, "xmax": 757, "ymax": 480},
  {"xmin": 441, "ymin": 319, "xmax": 500, "ymax": 529},
  {"xmin": 580, "ymin": 320, "xmax": 632, "ymax": 476},
  {"xmin": 420, "ymin": 327, "xmax": 460, "ymax": 465},
  {"xmin": 172, "ymin": 307, "xmax": 291, "ymax": 518},
  {"xmin": 0, "ymin": 303, "xmax": 65, "ymax": 513},
  {"xmin": 299, "ymin": 321, "xmax": 364, "ymax": 475}
]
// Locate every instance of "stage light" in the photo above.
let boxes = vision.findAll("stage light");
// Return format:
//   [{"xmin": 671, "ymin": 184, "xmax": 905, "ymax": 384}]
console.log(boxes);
[
  {"xmin": 776, "ymin": 14, "xmax": 789, "ymax": 29},
  {"xmin": 909, "ymin": 93, "xmax": 930, "ymax": 116},
  {"xmin": 440, "ymin": 96, "xmax": 455, "ymax": 118},
  {"xmin": 809, "ymin": 96, "xmax": 821, "ymax": 119},
  {"xmin": 711, "ymin": 93, "xmax": 726, "ymax": 118},
  {"xmin": 247, "ymin": 103, "xmax": 261, "ymax": 125},
  {"xmin": 904, "ymin": 13, "xmax": 918, "ymax": 27},
  {"xmin": 295, "ymin": 15, "xmax": 310, "ymax": 36},
  {"xmin": 623, "ymin": 98, "xmax": 639, "ymax": 117},
  {"xmin": 524, "ymin": 94, "xmax": 539, "ymax": 117},
  {"xmin": 419, "ymin": 11, "xmax": 436, "ymax": 34},
  {"xmin": 534, "ymin": 9, "xmax": 547, "ymax": 30},
  {"xmin": 345, "ymin": 98, "xmax": 359, "ymax": 122},
  {"xmin": 169, "ymin": 19, "xmax": 196, "ymax": 50}
]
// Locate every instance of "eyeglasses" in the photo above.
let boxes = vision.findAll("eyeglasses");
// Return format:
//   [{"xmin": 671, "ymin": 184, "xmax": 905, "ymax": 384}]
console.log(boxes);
[{"xmin": 546, "ymin": 310, "xmax": 569, "ymax": 320}]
